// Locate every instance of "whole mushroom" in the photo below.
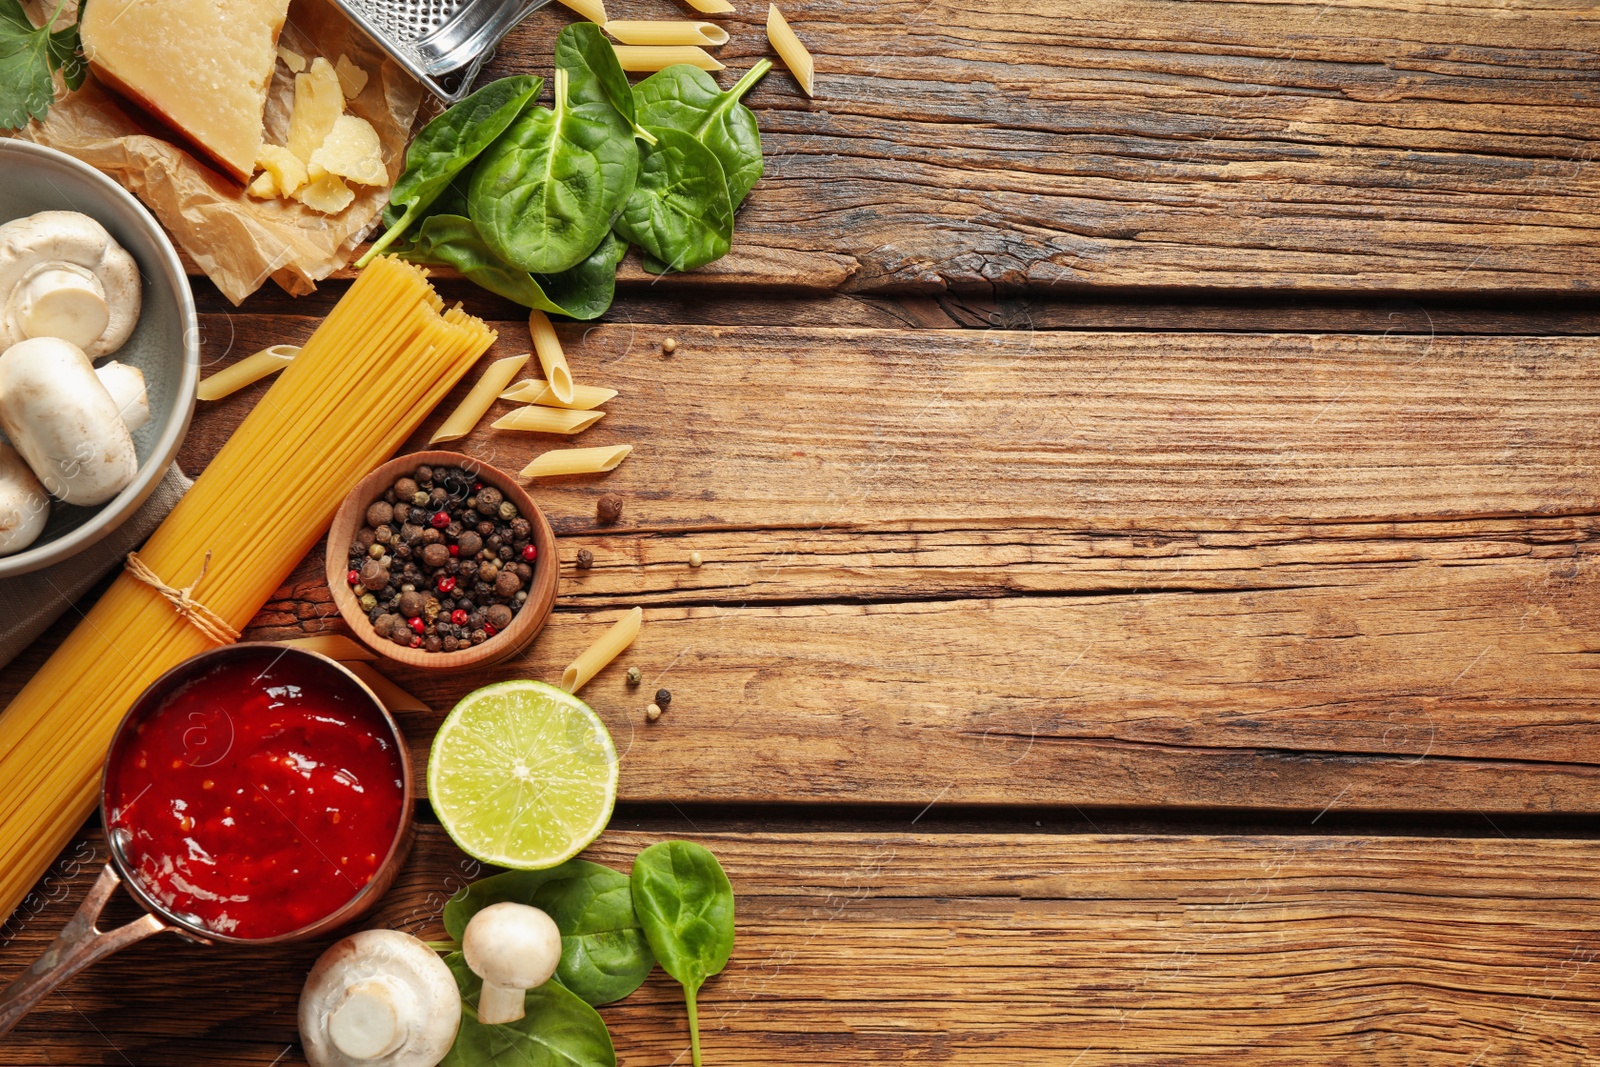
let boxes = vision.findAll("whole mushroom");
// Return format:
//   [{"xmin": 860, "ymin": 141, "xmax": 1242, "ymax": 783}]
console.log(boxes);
[
  {"xmin": 0, "ymin": 210, "xmax": 140, "ymax": 358},
  {"xmin": 462, "ymin": 902, "xmax": 562, "ymax": 1025},
  {"xmin": 0, "ymin": 336, "xmax": 137, "ymax": 505},
  {"xmin": 95, "ymin": 360, "xmax": 150, "ymax": 433},
  {"xmin": 299, "ymin": 929, "xmax": 461, "ymax": 1067},
  {"xmin": 0, "ymin": 442, "xmax": 48, "ymax": 555}
]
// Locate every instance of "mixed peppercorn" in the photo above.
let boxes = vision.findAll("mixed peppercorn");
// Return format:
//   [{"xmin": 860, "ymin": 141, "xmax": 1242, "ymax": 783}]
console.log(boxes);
[{"xmin": 347, "ymin": 464, "xmax": 536, "ymax": 653}]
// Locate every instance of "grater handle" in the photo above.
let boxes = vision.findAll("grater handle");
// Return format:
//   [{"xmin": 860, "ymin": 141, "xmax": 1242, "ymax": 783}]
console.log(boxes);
[{"xmin": 414, "ymin": 0, "xmax": 548, "ymax": 77}]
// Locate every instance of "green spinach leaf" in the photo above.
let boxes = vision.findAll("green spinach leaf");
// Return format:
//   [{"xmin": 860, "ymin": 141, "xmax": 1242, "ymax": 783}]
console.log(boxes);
[
  {"xmin": 556, "ymin": 21, "xmax": 656, "ymax": 147},
  {"xmin": 441, "ymin": 952, "xmax": 617, "ymax": 1067},
  {"xmin": 538, "ymin": 231, "xmax": 628, "ymax": 322},
  {"xmin": 445, "ymin": 859, "xmax": 655, "ymax": 1005},
  {"xmin": 0, "ymin": 0, "xmax": 81, "ymax": 130},
  {"xmin": 470, "ymin": 67, "xmax": 640, "ymax": 275},
  {"xmin": 399, "ymin": 214, "xmax": 580, "ymax": 317},
  {"xmin": 358, "ymin": 74, "xmax": 543, "ymax": 266},
  {"xmin": 633, "ymin": 61, "xmax": 771, "ymax": 209},
  {"xmin": 614, "ymin": 126, "xmax": 732, "ymax": 273},
  {"xmin": 630, "ymin": 842, "xmax": 735, "ymax": 1067}
]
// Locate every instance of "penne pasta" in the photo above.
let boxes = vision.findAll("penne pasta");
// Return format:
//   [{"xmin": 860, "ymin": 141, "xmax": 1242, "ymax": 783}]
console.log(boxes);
[
  {"xmin": 491, "ymin": 405, "xmax": 605, "ymax": 434},
  {"xmin": 683, "ymin": 0, "xmax": 734, "ymax": 11},
  {"xmin": 276, "ymin": 634, "xmax": 376, "ymax": 662},
  {"xmin": 613, "ymin": 45, "xmax": 724, "ymax": 72},
  {"xmin": 500, "ymin": 379, "xmax": 618, "ymax": 410},
  {"xmin": 528, "ymin": 309, "xmax": 575, "ymax": 405},
  {"xmin": 196, "ymin": 344, "xmax": 299, "ymax": 401},
  {"xmin": 555, "ymin": 0, "xmax": 607, "ymax": 22},
  {"xmin": 766, "ymin": 4, "xmax": 814, "ymax": 97},
  {"xmin": 605, "ymin": 20, "xmax": 729, "ymax": 47},
  {"xmin": 341, "ymin": 661, "xmax": 432, "ymax": 713},
  {"xmin": 520, "ymin": 444, "xmax": 634, "ymax": 479},
  {"xmin": 430, "ymin": 353, "xmax": 530, "ymax": 444},
  {"xmin": 561, "ymin": 607, "xmax": 642, "ymax": 693}
]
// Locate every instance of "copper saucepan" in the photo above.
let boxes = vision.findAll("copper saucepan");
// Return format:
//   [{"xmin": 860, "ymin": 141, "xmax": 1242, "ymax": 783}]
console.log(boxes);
[{"xmin": 0, "ymin": 643, "xmax": 415, "ymax": 1036}]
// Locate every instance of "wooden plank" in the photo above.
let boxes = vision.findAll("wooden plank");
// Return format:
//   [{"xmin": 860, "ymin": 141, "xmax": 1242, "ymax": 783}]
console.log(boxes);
[
  {"xmin": 190, "ymin": 322, "xmax": 1600, "ymax": 528},
  {"xmin": 3, "ymin": 827, "xmax": 1599, "ymax": 1064},
  {"xmin": 0, "ymin": 324, "xmax": 1583, "ymax": 812},
  {"xmin": 436, "ymin": 0, "xmax": 1600, "ymax": 295}
]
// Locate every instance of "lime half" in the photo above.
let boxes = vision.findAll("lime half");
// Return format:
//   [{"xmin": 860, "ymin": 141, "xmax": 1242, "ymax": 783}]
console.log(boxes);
[{"xmin": 428, "ymin": 680, "xmax": 618, "ymax": 869}]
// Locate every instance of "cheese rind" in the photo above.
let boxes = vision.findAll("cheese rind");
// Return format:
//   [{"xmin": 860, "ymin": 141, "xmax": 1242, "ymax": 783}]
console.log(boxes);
[{"xmin": 81, "ymin": 0, "xmax": 291, "ymax": 184}]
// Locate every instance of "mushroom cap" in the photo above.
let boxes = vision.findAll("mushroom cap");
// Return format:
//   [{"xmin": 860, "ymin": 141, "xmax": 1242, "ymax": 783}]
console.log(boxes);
[
  {"xmin": 0, "ymin": 210, "xmax": 141, "ymax": 358},
  {"xmin": 462, "ymin": 902, "xmax": 562, "ymax": 990},
  {"xmin": 299, "ymin": 929, "xmax": 461, "ymax": 1067},
  {"xmin": 0, "ymin": 441, "xmax": 48, "ymax": 555},
  {"xmin": 0, "ymin": 336, "xmax": 137, "ymax": 506}
]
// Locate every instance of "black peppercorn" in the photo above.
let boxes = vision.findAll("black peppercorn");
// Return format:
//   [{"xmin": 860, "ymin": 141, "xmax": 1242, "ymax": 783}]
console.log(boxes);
[
  {"xmin": 498, "ymin": 545, "xmax": 513, "ymax": 561},
  {"xmin": 401, "ymin": 523, "xmax": 424, "ymax": 544},
  {"xmin": 655, "ymin": 688, "xmax": 671, "ymax": 706},
  {"xmin": 510, "ymin": 518, "xmax": 531, "ymax": 540},
  {"xmin": 476, "ymin": 520, "xmax": 495, "ymax": 538},
  {"xmin": 576, "ymin": 549, "xmax": 593, "ymax": 570},
  {"xmin": 443, "ymin": 636, "xmax": 459, "ymax": 652},
  {"xmin": 425, "ymin": 635, "xmax": 443, "ymax": 653},
  {"xmin": 471, "ymin": 628, "xmax": 487, "ymax": 645},
  {"xmin": 414, "ymin": 466, "xmax": 432, "ymax": 486},
  {"xmin": 429, "ymin": 487, "xmax": 448, "ymax": 507}
]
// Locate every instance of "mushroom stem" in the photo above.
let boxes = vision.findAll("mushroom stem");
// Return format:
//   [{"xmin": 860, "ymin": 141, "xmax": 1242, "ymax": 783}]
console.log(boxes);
[
  {"xmin": 328, "ymin": 978, "xmax": 410, "ymax": 1060},
  {"xmin": 13, "ymin": 267, "xmax": 109, "ymax": 352},
  {"xmin": 476, "ymin": 981, "xmax": 526, "ymax": 1026}
]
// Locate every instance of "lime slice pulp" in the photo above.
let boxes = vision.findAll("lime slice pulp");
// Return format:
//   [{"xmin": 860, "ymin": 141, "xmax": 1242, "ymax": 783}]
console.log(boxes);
[{"xmin": 427, "ymin": 680, "xmax": 618, "ymax": 869}]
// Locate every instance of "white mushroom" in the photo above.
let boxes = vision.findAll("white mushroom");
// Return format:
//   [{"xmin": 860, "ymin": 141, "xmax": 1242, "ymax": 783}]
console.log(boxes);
[
  {"xmin": 0, "ymin": 337, "xmax": 137, "ymax": 506},
  {"xmin": 0, "ymin": 210, "xmax": 141, "ymax": 358},
  {"xmin": 299, "ymin": 929, "xmax": 462, "ymax": 1067},
  {"xmin": 0, "ymin": 441, "xmax": 48, "ymax": 555},
  {"xmin": 462, "ymin": 902, "xmax": 562, "ymax": 1025},
  {"xmin": 95, "ymin": 361, "xmax": 149, "ymax": 433}
]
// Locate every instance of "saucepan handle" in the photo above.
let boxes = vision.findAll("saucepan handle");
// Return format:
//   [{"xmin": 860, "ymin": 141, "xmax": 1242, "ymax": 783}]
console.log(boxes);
[{"xmin": 0, "ymin": 863, "xmax": 171, "ymax": 1037}]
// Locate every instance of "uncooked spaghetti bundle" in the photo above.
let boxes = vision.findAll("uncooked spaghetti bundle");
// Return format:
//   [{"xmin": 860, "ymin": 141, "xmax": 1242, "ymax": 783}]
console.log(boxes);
[{"xmin": 0, "ymin": 257, "xmax": 495, "ymax": 918}]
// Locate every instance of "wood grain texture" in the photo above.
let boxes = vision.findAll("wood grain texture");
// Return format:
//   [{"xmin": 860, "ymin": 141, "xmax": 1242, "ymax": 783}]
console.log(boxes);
[
  {"xmin": 1, "ymin": 323, "xmax": 1592, "ymax": 813},
  {"xmin": 451, "ymin": 0, "xmax": 1600, "ymax": 295},
  {"xmin": 3, "ymin": 827, "xmax": 1598, "ymax": 1064}
]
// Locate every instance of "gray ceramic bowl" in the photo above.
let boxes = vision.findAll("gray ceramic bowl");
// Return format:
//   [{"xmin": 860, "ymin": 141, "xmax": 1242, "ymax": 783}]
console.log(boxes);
[{"xmin": 0, "ymin": 140, "xmax": 198, "ymax": 578}]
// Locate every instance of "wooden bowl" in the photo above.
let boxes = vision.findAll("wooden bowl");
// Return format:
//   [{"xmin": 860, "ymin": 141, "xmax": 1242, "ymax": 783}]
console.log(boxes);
[{"xmin": 326, "ymin": 452, "xmax": 558, "ymax": 672}]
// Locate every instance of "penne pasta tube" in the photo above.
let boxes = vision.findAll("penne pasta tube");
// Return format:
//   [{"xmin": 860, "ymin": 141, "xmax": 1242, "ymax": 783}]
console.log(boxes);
[
  {"xmin": 683, "ymin": 0, "xmax": 734, "ymax": 11},
  {"xmin": 561, "ymin": 607, "xmax": 642, "ymax": 693},
  {"xmin": 528, "ymin": 309, "xmax": 575, "ymax": 405},
  {"xmin": 766, "ymin": 3, "xmax": 814, "ymax": 97},
  {"xmin": 520, "ymin": 444, "xmax": 634, "ymax": 479},
  {"xmin": 341, "ymin": 661, "xmax": 432, "ymax": 713},
  {"xmin": 500, "ymin": 379, "xmax": 618, "ymax": 410},
  {"xmin": 492, "ymin": 405, "xmax": 605, "ymax": 434},
  {"xmin": 605, "ymin": 20, "xmax": 729, "ymax": 46},
  {"xmin": 431, "ymin": 353, "xmax": 530, "ymax": 443},
  {"xmin": 276, "ymin": 634, "xmax": 376, "ymax": 662},
  {"xmin": 613, "ymin": 45, "xmax": 724, "ymax": 72},
  {"xmin": 555, "ymin": 0, "xmax": 607, "ymax": 22},
  {"xmin": 196, "ymin": 344, "xmax": 299, "ymax": 401}
]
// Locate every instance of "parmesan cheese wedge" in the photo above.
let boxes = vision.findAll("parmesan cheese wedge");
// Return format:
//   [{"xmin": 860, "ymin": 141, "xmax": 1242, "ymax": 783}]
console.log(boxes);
[{"xmin": 81, "ymin": 0, "xmax": 291, "ymax": 184}]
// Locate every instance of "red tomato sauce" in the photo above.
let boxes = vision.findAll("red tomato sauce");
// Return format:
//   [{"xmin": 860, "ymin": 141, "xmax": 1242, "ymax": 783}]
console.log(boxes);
[{"xmin": 105, "ymin": 655, "xmax": 405, "ymax": 939}]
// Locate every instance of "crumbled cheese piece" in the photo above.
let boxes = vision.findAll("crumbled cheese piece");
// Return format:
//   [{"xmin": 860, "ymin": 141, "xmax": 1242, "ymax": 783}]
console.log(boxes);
[
  {"xmin": 277, "ymin": 46, "xmax": 306, "ymax": 73},
  {"xmin": 287, "ymin": 58, "xmax": 345, "ymax": 165},
  {"xmin": 310, "ymin": 115, "xmax": 387, "ymax": 187},
  {"xmin": 334, "ymin": 55, "xmax": 369, "ymax": 100},
  {"xmin": 295, "ymin": 173, "xmax": 355, "ymax": 214},
  {"xmin": 80, "ymin": 0, "xmax": 291, "ymax": 183},
  {"xmin": 246, "ymin": 171, "xmax": 279, "ymax": 199},
  {"xmin": 256, "ymin": 144, "xmax": 308, "ymax": 197}
]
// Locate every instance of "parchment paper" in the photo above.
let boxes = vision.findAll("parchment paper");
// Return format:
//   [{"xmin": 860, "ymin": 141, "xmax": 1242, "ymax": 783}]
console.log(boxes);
[{"xmin": 10, "ymin": 0, "xmax": 423, "ymax": 304}]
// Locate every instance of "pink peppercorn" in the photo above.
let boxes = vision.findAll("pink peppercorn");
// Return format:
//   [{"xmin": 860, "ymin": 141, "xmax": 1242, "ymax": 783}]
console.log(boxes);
[
  {"xmin": 451, "ymin": 609, "xmax": 468, "ymax": 626},
  {"xmin": 347, "ymin": 569, "xmax": 361, "ymax": 586},
  {"xmin": 430, "ymin": 511, "xmax": 450, "ymax": 529},
  {"xmin": 522, "ymin": 544, "xmax": 537, "ymax": 561},
  {"xmin": 409, "ymin": 617, "xmax": 425, "ymax": 634},
  {"xmin": 483, "ymin": 623, "xmax": 497, "ymax": 637},
  {"xmin": 410, "ymin": 635, "xmax": 422, "ymax": 648},
  {"xmin": 449, "ymin": 544, "xmax": 459, "ymax": 556},
  {"xmin": 438, "ymin": 575, "xmax": 457, "ymax": 594}
]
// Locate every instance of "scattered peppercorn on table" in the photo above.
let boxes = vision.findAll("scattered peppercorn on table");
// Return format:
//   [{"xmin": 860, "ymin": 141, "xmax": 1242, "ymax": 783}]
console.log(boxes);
[{"xmin": 6, "ymin": 1, "xmax": 1600, "ymax": 1063}]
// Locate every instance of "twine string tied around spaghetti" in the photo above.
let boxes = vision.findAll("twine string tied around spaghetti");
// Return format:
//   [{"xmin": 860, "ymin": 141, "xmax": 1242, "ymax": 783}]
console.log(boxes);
[{"xmin": 124, "ymin": 550, "xmax": 241, "ymax": 645}]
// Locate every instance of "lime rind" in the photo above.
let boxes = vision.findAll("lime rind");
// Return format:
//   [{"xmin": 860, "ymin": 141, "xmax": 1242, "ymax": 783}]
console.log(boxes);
[{"xmin": 428, "ymin": 679, "xmax": 619, "ymax": 870}]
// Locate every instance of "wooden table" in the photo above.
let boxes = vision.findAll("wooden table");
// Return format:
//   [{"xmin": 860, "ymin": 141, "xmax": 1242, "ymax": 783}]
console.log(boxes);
[{"xmin": 5, "ymin": 1, "xmax": 1600, "ymax": 1062}]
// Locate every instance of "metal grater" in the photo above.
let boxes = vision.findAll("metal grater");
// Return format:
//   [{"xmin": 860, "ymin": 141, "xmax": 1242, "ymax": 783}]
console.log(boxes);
[{"xmin": 329, "ymin": 0, "xmax": 552, "ymax": 103}]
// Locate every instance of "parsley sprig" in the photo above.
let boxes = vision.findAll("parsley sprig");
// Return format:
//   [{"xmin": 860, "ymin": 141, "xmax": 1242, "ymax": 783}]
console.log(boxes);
[{"xmin": 0, "ymin": 0, "xmax": 84, "ymax": 130}]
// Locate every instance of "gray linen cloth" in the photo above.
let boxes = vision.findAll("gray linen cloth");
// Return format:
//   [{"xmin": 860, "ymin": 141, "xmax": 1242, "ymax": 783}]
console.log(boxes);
[{"xmin": 0, "ymin": 464, "xmax": 191, "ymax": 671}]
